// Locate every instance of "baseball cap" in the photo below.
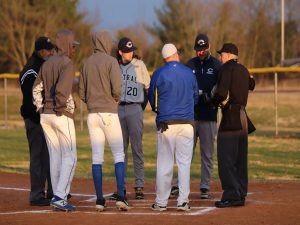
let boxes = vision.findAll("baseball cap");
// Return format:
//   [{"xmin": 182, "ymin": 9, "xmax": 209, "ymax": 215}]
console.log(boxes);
[
  {"xmin": 161, "ymin": 43, "xmax": 178, "ymax": 59},
  {"xmin": 217, "ymin": 43, "xmax": 238, "ymax": 56},
  {"xmin": 118, "ymin": 37, "xmax": 137, "ymax": 53},
  {"xmin": 194, "ymin": 33, "xmax": 209, "ymax": 51},
  {"xmin": 35, "ymin": 36, "xmax": 55, "ymax": 51}
]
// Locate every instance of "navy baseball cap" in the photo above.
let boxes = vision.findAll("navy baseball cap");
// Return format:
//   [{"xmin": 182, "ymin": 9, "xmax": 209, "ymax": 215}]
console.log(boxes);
[
  {"xmin": 118, "ymin": 37, "xmax": 137, "ymax": 53},
  {"xmin": 194, "ymin": 33, "xmax": 209, "ymax": 51},
  {"xmin": 217, "ymin": 43, "xmax": 238, "ymax": 56},
  {"xmin": 35, "ymin": 36, "xmax": 55, "ymax": 51}
]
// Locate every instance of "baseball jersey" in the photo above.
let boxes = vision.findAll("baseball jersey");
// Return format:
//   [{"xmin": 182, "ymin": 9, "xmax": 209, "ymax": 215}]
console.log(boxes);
[{"xmin": 119, "ymin": 58, "xmax": 150, "ymax": 103}]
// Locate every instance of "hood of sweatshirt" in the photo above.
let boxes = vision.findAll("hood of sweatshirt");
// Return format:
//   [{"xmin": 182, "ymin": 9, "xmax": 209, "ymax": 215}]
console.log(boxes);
[
  {"xmin": 55, "ymin": 29, "xmax": 79, "ymax": 57},
  {"xmin": 92, "ymin": 31, "xmax": 113, "ymax": 55}
]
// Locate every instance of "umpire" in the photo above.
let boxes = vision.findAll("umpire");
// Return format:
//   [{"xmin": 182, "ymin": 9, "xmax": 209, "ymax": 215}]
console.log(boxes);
[
  {"xmin": 212, "ymin": 43, "xmax": 255, "ymax": 208},
  {"xmin": 19, "ymin": 37, "xmax": 54, "ymax": 206}
]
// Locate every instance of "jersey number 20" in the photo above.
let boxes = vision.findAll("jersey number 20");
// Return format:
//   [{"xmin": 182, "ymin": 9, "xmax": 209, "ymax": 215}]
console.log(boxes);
[{"xmin": 127, "ymin": 87, "xmax": 138, "ymax": 96}]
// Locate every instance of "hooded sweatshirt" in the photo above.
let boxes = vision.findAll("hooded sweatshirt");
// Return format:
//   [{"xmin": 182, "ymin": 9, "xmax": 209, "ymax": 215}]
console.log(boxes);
[
  {"xmin": 32, "ymin": 29, "xmax": 76, "ymax": 118},
  {"xmin": 79, "ymin": 31, "xmax": 122, "ymax": 113}
]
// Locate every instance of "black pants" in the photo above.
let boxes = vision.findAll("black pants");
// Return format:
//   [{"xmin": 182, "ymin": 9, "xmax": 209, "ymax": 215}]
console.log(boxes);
[
  {"xmin": 25, "ymin": 119, "xmax": 52, "ymax": 201},
  {"xmin": 217, "ymin": 110, "xmax": 248, "ymax": 201}
]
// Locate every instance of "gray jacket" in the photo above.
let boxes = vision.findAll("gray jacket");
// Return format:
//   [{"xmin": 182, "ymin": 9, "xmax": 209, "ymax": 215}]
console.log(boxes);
[
  {"xmin": 32, "ymin": 29, "xmax": 76, "ymax": 118},
  {"xmin": 79, "ymin": 31, "xmax": 122, "ymax": 113}
]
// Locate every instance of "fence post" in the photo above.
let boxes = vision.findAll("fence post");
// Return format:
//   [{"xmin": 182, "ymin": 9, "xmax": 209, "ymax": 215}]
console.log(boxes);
[
  {"xmin": 4, "ymin": 78, "xmax": 7, "ymax": 128},
  {"xmin": 274, "ymin": 72, "xmax": 278, "ymax": 136}
]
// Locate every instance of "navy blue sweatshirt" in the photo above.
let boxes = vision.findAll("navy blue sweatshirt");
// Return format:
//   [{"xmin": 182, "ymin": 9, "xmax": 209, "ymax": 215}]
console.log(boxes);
[{"xmin": 187, "ymin": 54, "xmax": 221, "ymax": 121}]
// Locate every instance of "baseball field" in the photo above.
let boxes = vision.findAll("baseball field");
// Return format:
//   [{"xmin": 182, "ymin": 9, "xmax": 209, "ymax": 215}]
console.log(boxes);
[{"xmin": 0, "ymin": 89, "xmax": 300, "ymax": 225}]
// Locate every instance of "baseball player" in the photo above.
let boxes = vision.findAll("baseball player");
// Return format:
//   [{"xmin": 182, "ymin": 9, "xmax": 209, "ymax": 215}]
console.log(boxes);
[
  {"xmin": 19, "ymin": 36, "xmax": 54, "ymax": 206},
  {"xmin": 32, "ymin": 29, "xmax": 79, "ymax": 212},
  {"xmin": 79, "ymin": 31, "xmax": 128, "ymax": 211},
  {"xmin": 149, "ymin": 44, "xmax": 199, "ymax": 211},
  {"xmin": 116, "ymin": 37, "xmax": 150, "ymax": 199}
]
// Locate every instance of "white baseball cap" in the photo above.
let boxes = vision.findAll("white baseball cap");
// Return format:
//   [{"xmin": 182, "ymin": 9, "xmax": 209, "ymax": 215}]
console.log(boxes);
[{"xmin": 161, "ymin": 43, "xmax": 178, "ymax": 59}]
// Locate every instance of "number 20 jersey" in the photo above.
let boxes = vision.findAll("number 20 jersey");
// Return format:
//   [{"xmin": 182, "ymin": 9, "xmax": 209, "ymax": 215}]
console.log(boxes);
[{"xmin": 119, "ymin": 58, "xmax": 150, "ymax": 103}]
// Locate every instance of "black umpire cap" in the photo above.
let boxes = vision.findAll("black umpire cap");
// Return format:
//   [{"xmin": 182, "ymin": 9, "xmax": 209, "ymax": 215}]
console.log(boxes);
[
  {"xmin": 118, "ymin": 37, "xmax": 137, "ymax": 53},
  {"xmin": 217, "ymin": 43, "xmax": 238, "ymax": 56},
  {"xmin": 35, "ymin": 36, "xmax": 55, "ymax": 51},
  {"xmin": 194, "ymin": 33, "xmax": 209, "ymax": 51}
]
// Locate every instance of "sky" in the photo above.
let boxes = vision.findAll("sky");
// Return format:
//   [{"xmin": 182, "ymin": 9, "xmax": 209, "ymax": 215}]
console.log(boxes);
[{"xmin": 78, "ymin": 0, "xmax": 164, "ymax": 32}]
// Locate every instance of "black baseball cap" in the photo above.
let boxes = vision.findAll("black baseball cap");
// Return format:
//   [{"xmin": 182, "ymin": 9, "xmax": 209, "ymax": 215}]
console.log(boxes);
[
  {"xmin": 35, "ymin": 36, "xmax": 55, "ymax": 51},
  {"xmin": 118, "ymin": 37, "xmax": 137, "ymax": 53},
  {"xmin": 194, "ymin": 33, "xmax": 209, "ymax": 51},
  {"xmin": 217, "ymin": 43, "xmax": 238, "ymax": 56}
]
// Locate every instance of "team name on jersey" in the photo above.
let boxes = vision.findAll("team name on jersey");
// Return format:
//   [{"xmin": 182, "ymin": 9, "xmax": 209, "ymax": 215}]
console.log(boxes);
[{"xmin": 123, "ymin": 74, "xmax": 137, "ymax": 83}]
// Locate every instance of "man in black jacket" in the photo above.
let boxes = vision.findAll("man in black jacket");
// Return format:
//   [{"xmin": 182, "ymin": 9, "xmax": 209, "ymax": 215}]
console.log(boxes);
[
  {"xmin": 19, "ymin": 36, "xmax": 54, "ymax": 206},
  {"xmin": 212, "ymin": 43, "xmax": 255, "ymax": 208},
  {"xmin": 186, "ymin": 34, "xmax": 221, "ymax": 199}
]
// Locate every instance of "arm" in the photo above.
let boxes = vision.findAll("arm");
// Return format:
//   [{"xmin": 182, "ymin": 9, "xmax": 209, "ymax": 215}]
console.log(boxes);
[
  {"xmin": 110, "ymin": 59, "xmax": 122, "ymax": 103},
  {"xmin": 55, "ymin": 61, "xmax": 75, "ymax": 115},
  {"xmin": 249, "ymin": 74, "xmax": 255, "ymax": 91},
  {"xmin": 32, "ymin": 69, "xmax": 44, "ymax": 113},
  {"xmin": 79, "ymin": 65, "xmax": 86, "ymax": 103},
  {"xmin": 140, "ymin": 61, "xmax": 151, "ymax": 110},
  {"xmin": 193, "ymin": 75, "xmax": 199, "ymax": 106},
  {"xmin": 211, "ymin": 66, "xmax": 231, "ymax": 107},
  {"xmin": 148, "ymin": 71, "xmax": 159, "ymax": 113}
]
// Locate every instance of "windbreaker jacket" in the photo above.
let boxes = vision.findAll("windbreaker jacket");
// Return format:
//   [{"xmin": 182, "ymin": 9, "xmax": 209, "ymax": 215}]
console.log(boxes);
[
  {"xmin": 148, "ymin": 61, "xmax": 199, "ymax": 126},
  {"xmin": 79, "ymin": 31, "xmax": 122, "ymax": 113},
  {"xmin": 212, "ymin": 59, "xmax": 255, "ymax": 131},
  {"xmin": 187, "ymin": 54, "xmax": 221, "ymax": 121},
  {"xmin": 32, "ymin": 31, "xmax": 76, "ymax": 118},
  {"xmin": 19, "ymin": 52, "xmax": 45, "ymax": 123}
]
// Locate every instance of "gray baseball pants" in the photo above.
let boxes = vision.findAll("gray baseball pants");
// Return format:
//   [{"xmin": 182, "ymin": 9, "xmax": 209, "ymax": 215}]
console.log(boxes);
[
  {"xmin": 118, "ymin": 103, "xmax": 144, "ymax": 188},
  {"xmin": 194, "ymin": 120, "xmax": 217, "ymax": 190}
]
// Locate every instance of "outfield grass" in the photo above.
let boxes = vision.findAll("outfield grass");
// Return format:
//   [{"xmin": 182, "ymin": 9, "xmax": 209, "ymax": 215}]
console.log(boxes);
[{"xmin": 0, "ymin": 91, "xmax": 299, "ymax": 181}]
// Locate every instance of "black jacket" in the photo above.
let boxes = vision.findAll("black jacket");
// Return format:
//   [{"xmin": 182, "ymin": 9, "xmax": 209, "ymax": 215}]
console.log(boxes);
[
  {"xmin": 212, "ymin": 59, "xmax": 255, "ymax": 131},
  {"xmin": 19, "ymin": 52, "xmax": 45, "ymax": 123},
  {"xmin": 187, "ymin": 54, "xmax": 221, "ymax": 121}
]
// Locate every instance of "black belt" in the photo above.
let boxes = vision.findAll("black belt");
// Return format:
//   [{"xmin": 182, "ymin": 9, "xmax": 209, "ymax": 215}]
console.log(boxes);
[{"xmin": 119, "ymin": 102, "xmax": 138, "ymax": 105}]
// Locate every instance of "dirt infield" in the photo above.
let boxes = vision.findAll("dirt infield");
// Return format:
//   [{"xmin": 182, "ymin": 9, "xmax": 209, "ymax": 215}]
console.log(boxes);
[{"xmin": 0, "ymin": 172, "xmax": 299, "ymax": 225}]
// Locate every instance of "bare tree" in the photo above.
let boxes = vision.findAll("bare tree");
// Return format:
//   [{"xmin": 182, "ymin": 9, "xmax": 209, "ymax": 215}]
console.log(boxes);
[{"xmin": 0, "ymin": 0, "xmax": 95, "ymax": 73}]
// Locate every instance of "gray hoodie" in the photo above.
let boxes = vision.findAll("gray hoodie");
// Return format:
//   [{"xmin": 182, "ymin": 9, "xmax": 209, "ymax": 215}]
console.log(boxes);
[
  {"xmin": 79, "ymin": 31, "xmax": 122, "ymax": 113},
  {"xmin": 33, "ymin": 29, "xmax": 77, "ymax": 118}
]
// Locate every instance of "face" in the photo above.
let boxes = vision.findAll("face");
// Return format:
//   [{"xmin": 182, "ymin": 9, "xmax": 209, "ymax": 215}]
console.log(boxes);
[
  {"xmin": 219, "ymin": 52, "xmax": 230, "ymax": 64},
  {"xmin": 39, "ymin": 49, "xmax": 54, "ymax": 60},
  {"xmin": 119, "ymin": 50, "xmax": 134, "ymax": 64},
  {"xmin": 196, "ymin": 48, "xmax": 209, "ymax": 60},
  {"xmin": 69, "ymin": 44, "xmax": 78, "ymax": 59}
]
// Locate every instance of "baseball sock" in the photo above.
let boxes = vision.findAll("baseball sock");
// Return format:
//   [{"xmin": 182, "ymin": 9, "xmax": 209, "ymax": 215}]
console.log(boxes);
[
  {"xmin": 92, "ymin": 164, "xmax": 103, "ymax": 200},
  {"xmin": 114, "ymin": 162, "xmax": 125, "ymax": 198}
]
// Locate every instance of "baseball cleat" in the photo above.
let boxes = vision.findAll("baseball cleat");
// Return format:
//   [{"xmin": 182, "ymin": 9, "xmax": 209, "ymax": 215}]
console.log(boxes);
[
  {"xmin": 135, "ymin": 187, "xmax": 144, "ymax": 199},
  {"xmin": 151, "ymin": 203, "xmax": 167, "ymax": 211},
  {"xmin": 96, "ymin": 198, "xmax": 106, "ymax": 212},
  {"xmin": 169, "ymin": 186, "xmax": 179, "ymax": 199},
  {"xmin": 50, "ymin": 195, "xmax": 76, "ymax": 212},
  {"xmin": 200, "ymin": 188, "xmax": 210, "ymax": 199},
  {"xmin": 116, "ymin": 197, "xmax": 129, "ymax": 211},
  {"xmin": 177, "ymin": 202, "xmax": 191, "ymax": 211}
]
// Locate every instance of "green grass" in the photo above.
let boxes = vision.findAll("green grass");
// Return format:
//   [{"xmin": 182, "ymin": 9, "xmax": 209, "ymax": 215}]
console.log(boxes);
[{"xmin": 0, "ymin": 91, "xmax": 300, "ymax": 181}]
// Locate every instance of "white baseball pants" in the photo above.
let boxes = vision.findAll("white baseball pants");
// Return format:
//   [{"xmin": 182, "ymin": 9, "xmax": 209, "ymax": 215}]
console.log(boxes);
[
  {"xmin": 155, "ymin": 124, "xmax": 194, "ymax": 206},
  {"xmin": 87, "ymin": 113, "xmax": 124, "ymax": 164},
  {"xmin": 40, "ymin": 114, "xmax": 77, "ymax": 200}
]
